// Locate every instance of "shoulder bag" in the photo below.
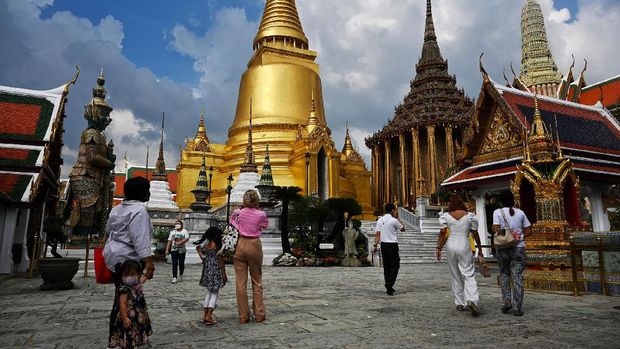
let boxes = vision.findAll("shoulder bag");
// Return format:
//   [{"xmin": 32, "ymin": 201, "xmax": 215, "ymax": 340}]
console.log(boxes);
[
  {"xmin": 494, "ymin": 208, "xmax": 518, "ymax": 249},
  {"xmin": 218, "ymin": 209, "xmax": 241, "ymax": 255}
]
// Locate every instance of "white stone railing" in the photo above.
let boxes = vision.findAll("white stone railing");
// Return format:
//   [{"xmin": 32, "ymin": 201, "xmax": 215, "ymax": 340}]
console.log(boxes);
[{"xmin": 398, "ymin": 207, "xmax": 420, "ymax": 229}]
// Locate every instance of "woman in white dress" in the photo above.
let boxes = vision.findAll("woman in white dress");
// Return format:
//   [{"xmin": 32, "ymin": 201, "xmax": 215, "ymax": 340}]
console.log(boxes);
[{"xmin": 436, "ymin": 195, "xmax": 485, "ymax": 317}]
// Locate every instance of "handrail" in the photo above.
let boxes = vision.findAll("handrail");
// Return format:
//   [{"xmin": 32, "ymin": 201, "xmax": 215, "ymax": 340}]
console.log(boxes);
[
  {"xmin": 478, "ymin": 234, "xmax": 620, "ymax": 297},
  {"xmin": 398, "ymin": 207, "xmax": 420, "ymax": 229}
]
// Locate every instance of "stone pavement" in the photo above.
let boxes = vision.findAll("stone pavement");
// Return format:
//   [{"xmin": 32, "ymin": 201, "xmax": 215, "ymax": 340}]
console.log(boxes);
[{"xmin": 0, "ymin": 263, "xmax": 619, "ymax": 349}]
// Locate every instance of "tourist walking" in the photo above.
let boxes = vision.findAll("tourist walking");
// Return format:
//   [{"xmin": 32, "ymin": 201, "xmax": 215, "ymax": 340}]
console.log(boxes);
[
  {"xmin": 492, "ymin": 190, "xmax": 532, "ymax": 316},
  {"xmin": 436, "ymin": 195, "xmax": 484, "ymax": 316},
  {"xmin": 195, "ymin": 226, "xmax": 227, "ymax": 325},
  {"xmin": 231, "ymin": 190, "xmax": 269, "ymax": 323},
  {"xmin": 108, "ymin": 260, "xmax": 153, "ymax": 348},
  {"xmin": 373, "ymin": 203, "xmax": 405, "ymax": 295},
  {"xmin": 103, "ymin": 176, "xmax": 155, "ymax": 348},
  {"xmin": 164, "ymin": 220, "xmax": 189, "ymax": 283}
]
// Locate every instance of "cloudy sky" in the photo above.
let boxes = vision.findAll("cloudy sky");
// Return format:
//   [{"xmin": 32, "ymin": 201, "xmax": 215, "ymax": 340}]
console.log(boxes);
[{"xmin": 1, "ymin": 0, "xmax": 619, "ymax": 177}]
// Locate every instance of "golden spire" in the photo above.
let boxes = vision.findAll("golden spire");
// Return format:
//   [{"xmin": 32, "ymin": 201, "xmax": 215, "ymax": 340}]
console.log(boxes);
[
  {"xmin": 192, "ymin": 107, "xmax": 210, "ymax": 151},
  {"xmin": 529, "ymin": 94, "xmax": 550, "ymax": 141},
  {"xmin": 342, "ymin": 122, "xmax": 354, "ymax": 156},
  {"xmin": 306, "ymin": 89, "xmax": 319, "ymax": 134},
  {"xmin": 554, "ymin": 114, "xmax": 563, "ymax": 160},
  {"xmin": 253, "ymin": 0, "xmax": 308, "ymax": 50}
]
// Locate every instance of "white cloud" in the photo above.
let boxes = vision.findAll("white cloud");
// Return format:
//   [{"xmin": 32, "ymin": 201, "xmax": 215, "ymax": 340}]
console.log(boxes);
[
  {"xmin": 549, "ymin": 8, "xmax": 571, "ymax": 23},
  {"xmin": 0, "ymin": 0, "xmax": 199, "ymax": 178},
  {"xmin": 107, "ymin": 109, "xmax": 178, "ymax": 173}
]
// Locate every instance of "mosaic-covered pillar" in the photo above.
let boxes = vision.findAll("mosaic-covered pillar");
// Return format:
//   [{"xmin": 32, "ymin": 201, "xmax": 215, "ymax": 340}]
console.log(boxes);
[
  {"xmin": 445, "ymin": 125, "xmax": 454, "ymax": 168},
  {"xmin": 398, "ymin": 132, "xmax": 407, "ymax": 207},
  {"xmin": 384, "ymin": 139, "xmax": 391, "ymax": 205},
  {"xmin": 412, "ymin": 127, "xmax": 421, "ymax": 198},
  {"xmin": 427, "ymin": 125, "xmax": 437, "ymax": 198}
]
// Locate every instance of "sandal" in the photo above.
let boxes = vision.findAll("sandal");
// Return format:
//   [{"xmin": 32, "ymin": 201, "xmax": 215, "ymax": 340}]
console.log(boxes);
[{"xmin": 205, "ymin": 319, "xmax": 215, "ymax": 326}]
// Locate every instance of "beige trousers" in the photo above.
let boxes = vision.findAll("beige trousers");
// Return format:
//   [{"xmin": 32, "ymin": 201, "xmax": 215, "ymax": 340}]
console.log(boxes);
[{"xmin": 233, "ymin": 237, "xmax": 265, "ymax": 321}]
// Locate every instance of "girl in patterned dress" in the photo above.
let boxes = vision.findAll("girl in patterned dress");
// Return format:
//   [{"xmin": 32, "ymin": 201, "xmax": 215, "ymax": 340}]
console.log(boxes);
[
  {"xmin": 195, "ymin": 226, "xmax": 227, "ymax": 325},
  {"xmin": 109, "ymin": 260, "xmax": 152, "ymax": 348}
]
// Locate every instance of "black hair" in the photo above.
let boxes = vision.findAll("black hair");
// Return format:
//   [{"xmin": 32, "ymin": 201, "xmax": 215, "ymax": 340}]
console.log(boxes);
[
  {"xmin": 385, "ymin": 203, "xmax": 396, "ymax": 214},
  {"xmin": 121, "ymin": 260, "xmax": 142, "ymax": 276},
  {"xmin": 499, "ymin": 190, "xmax": 516, "ymax": 216},
  {"xmin": 194, "ymin": 226, "xmax": 223, "ymax": 250},
  {"xmin": 124, "ymin": 176, "xmax": 150, "ymax": 201},
  {"xmin": 175, "ymin": 220, "xmax": 184, "ymax": 229}
]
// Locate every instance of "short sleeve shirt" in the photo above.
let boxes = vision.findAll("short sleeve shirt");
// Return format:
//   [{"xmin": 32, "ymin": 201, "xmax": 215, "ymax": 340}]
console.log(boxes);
[
  {"xmin": 492, "ymin": 207, "xmax": 531, "ymax": 248},
  {"xmin": 168, "ymin": 229, "xmax": 190, "ymax": 252},
  {"xmin": 376, "ymin": 213, "xmax": 403, "ymax": 243}
]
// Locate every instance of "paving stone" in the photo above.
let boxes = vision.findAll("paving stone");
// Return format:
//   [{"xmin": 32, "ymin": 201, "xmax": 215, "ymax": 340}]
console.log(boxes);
[{"xmin": 0, "ymin": 263, "xmax": 618, "ymax": 348}]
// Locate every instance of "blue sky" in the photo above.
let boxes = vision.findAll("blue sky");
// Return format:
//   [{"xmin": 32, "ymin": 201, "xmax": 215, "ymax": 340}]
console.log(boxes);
[
  {"xmin": 40, "ymin": 1, "xmax": 264, "ymax": 85},
  {"xmin": 1, "ymin": 0, "xmax": 618, "ymax": 176}
]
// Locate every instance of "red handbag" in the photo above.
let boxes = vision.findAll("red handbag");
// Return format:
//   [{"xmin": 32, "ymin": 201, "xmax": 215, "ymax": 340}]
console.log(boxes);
[{"xmin": 94, "ymin": 247, "xmax": 114, "ymax": 284}]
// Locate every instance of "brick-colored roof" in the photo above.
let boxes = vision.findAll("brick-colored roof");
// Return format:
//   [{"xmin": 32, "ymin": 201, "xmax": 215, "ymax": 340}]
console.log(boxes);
[
  {"xmin": 0, "ymin": 84, "xmax": 66, "ymax": 203},
  {"xmin": 0, "ymin": 173, "xmax": 35, "ymax": 202},
  {"xmin": 114, "ymin": 167, "xmax": 178, "ymax": 199},
  {"xmin": 579, "ymin": 75, "xmax": 620, "ymax": 108}
]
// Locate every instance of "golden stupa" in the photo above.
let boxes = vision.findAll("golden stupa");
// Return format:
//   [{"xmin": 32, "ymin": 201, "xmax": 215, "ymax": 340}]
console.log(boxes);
[{"xmin": 176, "ymin": 0, "xmax": 372, "ymax": 218}]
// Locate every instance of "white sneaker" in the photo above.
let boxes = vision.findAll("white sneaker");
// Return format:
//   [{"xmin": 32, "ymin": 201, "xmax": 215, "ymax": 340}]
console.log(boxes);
[
  {"xmin": 172, "ymin": 277, "xmax": 177, "ymax": 284},
  {"xmin": 178, "ymin": 275, "xmax": 183, "ymax": 282}
]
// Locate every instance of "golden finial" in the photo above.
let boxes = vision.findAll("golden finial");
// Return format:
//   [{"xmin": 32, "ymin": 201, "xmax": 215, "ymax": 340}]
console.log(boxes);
[
  {"xmin": 554, "ymin": 114, "xmax": 563, "ymax": 160},
  {"xmin": 530, "ymin": 94, "xmax": 549, "ymax": 139},
  {"xmin": 64, "ymin": 65, "xmax": 80, "ymax": 93},
  {"xmin": 479, "ymin": 52, "xmax": 489, "ymax": 82}
]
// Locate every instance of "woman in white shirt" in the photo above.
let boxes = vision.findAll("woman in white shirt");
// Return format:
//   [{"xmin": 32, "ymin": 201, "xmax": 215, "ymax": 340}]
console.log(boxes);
[
  {"xmin": 492, "ymin": 190, "xmax": 532, "ymax": 317},
  {"xmin": 436, "ymin": 195, "xmax": 484, "ymax": 317},
  {"xmin": 165, "ymin": 220, "xmax": 190, "ymax": 284}
]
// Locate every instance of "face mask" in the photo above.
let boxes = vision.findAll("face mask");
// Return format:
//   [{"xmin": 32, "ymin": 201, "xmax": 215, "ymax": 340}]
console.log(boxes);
[
  {"xmin": 175, "ymin": 224, "xmax": 182, "ymax": 230},
  {"xmin": 122, "ymin": 276, "xmax": 140, "ymax": 287}
]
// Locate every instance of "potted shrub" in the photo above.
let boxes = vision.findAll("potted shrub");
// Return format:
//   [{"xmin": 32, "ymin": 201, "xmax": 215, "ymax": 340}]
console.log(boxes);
[
  {"xmin": 152, "ymin": 227, "xmax": 169, "ymax": 261},
  {"xmin": 38, "ymin": 215, "xmax": 80, "ymax": 290}
]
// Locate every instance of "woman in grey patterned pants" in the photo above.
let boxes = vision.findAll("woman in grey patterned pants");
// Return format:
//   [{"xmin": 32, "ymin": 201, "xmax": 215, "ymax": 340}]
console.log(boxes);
[{"xmin": 492, "ymin": 190, "xmax": 532, "ymax": 316}]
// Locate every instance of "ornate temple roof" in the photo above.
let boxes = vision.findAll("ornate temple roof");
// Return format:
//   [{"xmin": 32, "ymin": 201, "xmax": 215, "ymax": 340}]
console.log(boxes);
[
  {"xmin": 0, "ymin": 75, "xmax": 74, "ymax": 203},
  {"xmin": 443, "ymin": 80, "xmax": 620, "ymax": 188},
  {"xmin": 187, "ymin": 110, "xmax": 210, "ymax": 152},
  {"xmin": 366, "ymin": 0, "xmax": 473, "ymax": 145},
  {"xmin": 519, "ymin": 0, "xmax": 562, "ymax": 91},
  {"xmin": 341, "ymin": 126, "xmax": 365, "ymax": 164},
  {"xmin": 253, "ymin": 0, "xmax": 308, "ymax": 50}
]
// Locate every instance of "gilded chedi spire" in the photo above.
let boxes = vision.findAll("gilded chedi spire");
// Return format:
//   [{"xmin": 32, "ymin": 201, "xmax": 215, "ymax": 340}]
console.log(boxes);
[
  {"xmin": 191, "ymin": 109, "xmax": 210, "ymax": 152},
  {"xmin": 342, "ymin": 124, "xmax": 364, "ymax": 164},
  {"xmin": 254, "ymin": 0, "xmax": 308, "ymax": 50},
  {"xmin": 520, "ymin": 0, "xmax": 562, "ymax": 96}
]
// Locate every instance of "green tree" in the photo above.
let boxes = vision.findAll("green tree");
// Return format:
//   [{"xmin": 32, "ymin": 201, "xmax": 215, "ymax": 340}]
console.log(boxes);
[{"xmin": 274, "ymin": 186, "xmax": 303, "ymax": 253}]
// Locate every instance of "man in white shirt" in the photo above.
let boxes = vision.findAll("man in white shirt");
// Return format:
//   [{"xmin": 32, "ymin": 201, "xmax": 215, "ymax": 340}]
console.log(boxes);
[{"xmin": 374, "ymin": 203, "xmax": 405, "ymax": 295}]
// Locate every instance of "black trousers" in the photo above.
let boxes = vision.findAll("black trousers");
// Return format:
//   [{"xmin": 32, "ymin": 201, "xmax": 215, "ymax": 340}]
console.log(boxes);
[
  {"xmin": 381, "ymin": 242, "xmax": 400, "ymax": 290},
  {"xmin": 170, "ymin": 250, "xmax": 186, "ymax": 277}
]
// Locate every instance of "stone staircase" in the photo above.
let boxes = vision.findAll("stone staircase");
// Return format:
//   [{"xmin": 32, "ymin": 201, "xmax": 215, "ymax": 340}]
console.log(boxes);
[
  {"xmin": 398, "ymin": 218, "xmax": 442, "ymax": 264},
  {"xmin": 361, "ymin": 214, "xmax": 444, "ymax": 264}
]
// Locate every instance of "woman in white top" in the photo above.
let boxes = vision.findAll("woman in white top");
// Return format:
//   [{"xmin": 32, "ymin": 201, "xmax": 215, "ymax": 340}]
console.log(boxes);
[
  {"xmin": 436, "ymin": 195, "xmax": 484, "ymax": 317},
  {"xmin": 492, "ymin": 190, "xmax": 532, "ymax": 317},
  {"xmin": 165, "ymin": 220, "xmax": 190, "ymax": 284}
]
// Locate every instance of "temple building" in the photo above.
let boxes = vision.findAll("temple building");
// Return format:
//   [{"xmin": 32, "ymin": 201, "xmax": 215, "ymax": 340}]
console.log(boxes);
[
  {"xmin": 442, "ymin": 0, "xmax": 620, "ymax": 291},
  {"xmin": 0, "ymin": 71, "xmax": 77, "ymax": 274},
  {"xmin": 365, "ymin": 0, "xmax": 473, "ymax": 211},
  {"xmin": 176, "ymin": 0, "xmax": 372, "ymax": 218}
]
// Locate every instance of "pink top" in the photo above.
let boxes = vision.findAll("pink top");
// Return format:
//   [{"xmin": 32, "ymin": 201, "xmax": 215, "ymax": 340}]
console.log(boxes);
[{"xmin": 230, "ymin": 207, "xmax": 268, "ymax": 238}]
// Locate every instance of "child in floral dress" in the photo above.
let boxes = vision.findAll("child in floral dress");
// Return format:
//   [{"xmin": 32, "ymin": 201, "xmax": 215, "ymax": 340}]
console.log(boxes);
[
  {"xmin": 109, "ymin": 260, "xmax": 152, "ymax": 348},
  {"xmin": 195, "ymin": 226, "xmax": 227, "ymax": 325}
]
